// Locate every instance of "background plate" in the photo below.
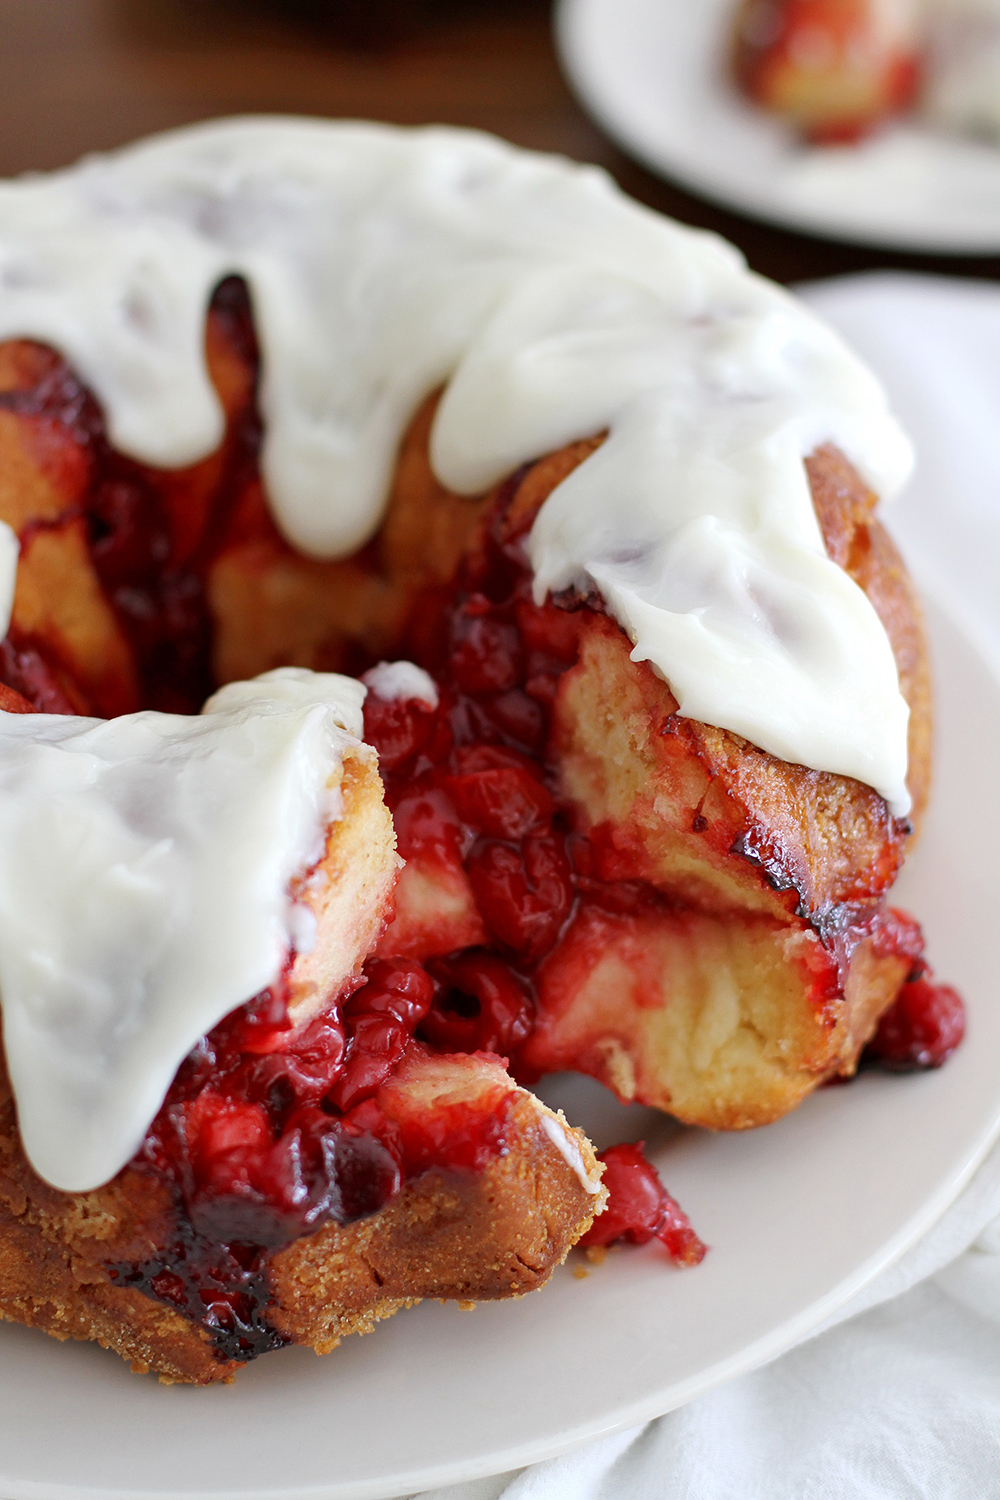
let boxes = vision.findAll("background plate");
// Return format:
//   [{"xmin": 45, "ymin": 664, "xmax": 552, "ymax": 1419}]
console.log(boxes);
[
  {"xmin": 0, "ymin": 593, "xmax": 997, "ymax": 1500},
  {"xmin": 556, "ymin": 0, "xmax": 1000, "ymax": 254}
]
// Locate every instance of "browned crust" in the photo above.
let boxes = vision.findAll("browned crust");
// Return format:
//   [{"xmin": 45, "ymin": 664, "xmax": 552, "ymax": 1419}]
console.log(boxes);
[
  {"xmin": 268, "ymin": 1089, "xmax": 600, "ymax": 1355},
  {"xmin": 807, "ymin": 445, "xmax": 932, "ymax": 836},
  {"xmin": 0, "ymin": 1052, "xmax": 601, "ymax": 1385}
]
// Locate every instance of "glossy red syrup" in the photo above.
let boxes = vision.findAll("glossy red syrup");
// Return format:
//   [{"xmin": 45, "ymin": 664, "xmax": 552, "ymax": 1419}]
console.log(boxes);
[{"xmin": 578, "ymin": 1143, "xmax": 706, "ymax": 1266}]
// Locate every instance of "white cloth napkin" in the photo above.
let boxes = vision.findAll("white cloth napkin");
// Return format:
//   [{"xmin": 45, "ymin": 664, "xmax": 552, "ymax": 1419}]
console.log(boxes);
[{"xmin": 410, "ymin": 273, "xmax": 1000, "ymax": 1500}]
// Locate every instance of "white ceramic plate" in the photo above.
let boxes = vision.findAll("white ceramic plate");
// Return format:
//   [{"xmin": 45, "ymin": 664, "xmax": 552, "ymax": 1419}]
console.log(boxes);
[
  {"xmin": 0, "ymin": 590, "xmax": 997, "ymax": 1500},
  {"xmin": 556, "ymin": 0, "xmax": 1000, "ymax": 254}
]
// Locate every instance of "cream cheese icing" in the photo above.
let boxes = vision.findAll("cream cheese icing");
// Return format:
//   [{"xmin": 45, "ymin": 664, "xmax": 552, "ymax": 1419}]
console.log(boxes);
[
  {"xmin": 0, "ymin": 117, "xmax": 913, "ymax": 811},
  {"xmin": 0, "ymin": 667, "xmax": 369, "ymax": 1193}
]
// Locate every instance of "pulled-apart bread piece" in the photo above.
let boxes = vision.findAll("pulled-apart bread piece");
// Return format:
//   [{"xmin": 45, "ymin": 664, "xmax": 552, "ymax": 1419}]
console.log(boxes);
[
  {"xmin": 0, "ymin": 1047, "xmax": 602, "ymax": 1385},
  {"xmin": 0, "ymin": 672, "xmax": 602, "ymax": 1382},
  {"xmin": 515, "ymin": 448, "xmax": 933, "ymax": 1125}
]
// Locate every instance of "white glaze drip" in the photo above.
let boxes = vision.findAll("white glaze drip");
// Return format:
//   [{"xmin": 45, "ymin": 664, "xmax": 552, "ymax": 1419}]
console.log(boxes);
[
  {"xmin": 0, "ymin": 668, "xmax": 369, "ymax": 1192},
  {"xmin": 0, "ymin": 521, "xmax": 18, "ymax": 642},
  {"xmin": 0, "ymin": 118, "xmax": 913, "ymax": 810},
  {"xmin": 362, "ymin": 660, "xmax": 440, "ymax": 709},
  {"xmin": 539, "ymin": 1112, "xmax": 602, "ymax": 1195}
]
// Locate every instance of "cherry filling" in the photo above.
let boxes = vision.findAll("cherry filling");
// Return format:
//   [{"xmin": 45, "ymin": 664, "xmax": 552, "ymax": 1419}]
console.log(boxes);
[
  {"xmin": 578, "ymin": 1143, "xmax": 707, "ymax": 1266},
  {"xmin": 362, "ymin": 497, "xmax": 677, "ymax": 1011},
  {"xmin": 145, "ymin": 978, "xmax": 401, "ymax": 1251},
  {"xmin": 121, "ymin": 957, "xmax": 514, "ymax": 1361}
]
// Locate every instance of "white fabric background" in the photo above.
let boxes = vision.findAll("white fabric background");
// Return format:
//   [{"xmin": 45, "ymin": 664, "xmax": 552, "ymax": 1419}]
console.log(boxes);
[{"xmin": 410, "ymin": 274, "xmax": 1000, "ymax": 1499}]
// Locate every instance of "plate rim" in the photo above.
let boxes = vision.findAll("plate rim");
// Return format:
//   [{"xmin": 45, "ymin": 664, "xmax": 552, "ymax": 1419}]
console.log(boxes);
[
  {"xmin": 554, "ymin": 0, "xmax": 1000, "ymax": 256},
  {"xmin": 294, "ymin": 1089, "xmax": 1000, "ymax": 1500}
]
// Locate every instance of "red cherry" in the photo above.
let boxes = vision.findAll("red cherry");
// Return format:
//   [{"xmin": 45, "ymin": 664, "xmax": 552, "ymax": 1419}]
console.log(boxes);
[
  {"xmin": 466, "ymin": 831, "xmax": 573, "ymax": 961},
  {"xmin": 188, "ymin": 1093, "xmax": 272, "ymax": 1166},
  {"xmin": 580, "ymin": 1142, "xmax": 706, "ymax": 1268},
  {"xmin": 446, "ymin": 765, "xmax": 553, "ymax": 841},
  {"xmin": 449, "ymin": 601, "xmax": 524, "ymax": 695},
  {"xmin": 218, "ymin": 982, "xmax": 294, "ymax": 1056},
  {"xmin": 242, "ymin": 1014, "xmax": 347, "ymax": 1113},
  {"xmin": 344, "ymin": 958, "xmax": 435, "ymax": 1030},
  {"xmin": 391, "ymin": 786, "xmax": 468, "ymax": 863},
  {"xmin": 481, "ymin": 688, "xmax": 545, "ymax": 752},
  {"xmin": 420, "ymin": 952, "xmax": 534, "ymax": 1057},
  {"xmin": 515, "ymin": 597, "xmax": 581, "ymax": 662},
  {"xmin": 866, "ymin": 975, "xmax": 966, "ymax": 1071},
  {"xmin": 327, "ymin": 1015, "xmax": 409, "ymax": 1112},
  {"xmin": 363, "ymin": 692, "xmax": 438, "ymax": 773}
]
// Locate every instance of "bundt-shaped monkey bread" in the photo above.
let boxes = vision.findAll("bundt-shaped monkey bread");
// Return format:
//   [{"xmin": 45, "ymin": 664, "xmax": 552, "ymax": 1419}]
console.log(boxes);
[{"xmin": 0, "ymin": 119, "xmax": 959, "ymax": 1382}]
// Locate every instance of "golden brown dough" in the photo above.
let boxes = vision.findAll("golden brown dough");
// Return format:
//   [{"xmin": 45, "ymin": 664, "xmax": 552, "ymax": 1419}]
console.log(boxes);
[{"xmin": 0, "ymin": 1049, "xmax": 601, "ymax": 1385}]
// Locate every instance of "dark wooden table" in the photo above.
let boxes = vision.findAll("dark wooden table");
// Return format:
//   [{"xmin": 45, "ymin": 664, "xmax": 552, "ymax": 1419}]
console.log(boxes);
[{"xmin": 2, "ymin": 0, "xmax": 998, "ymax": 287}]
